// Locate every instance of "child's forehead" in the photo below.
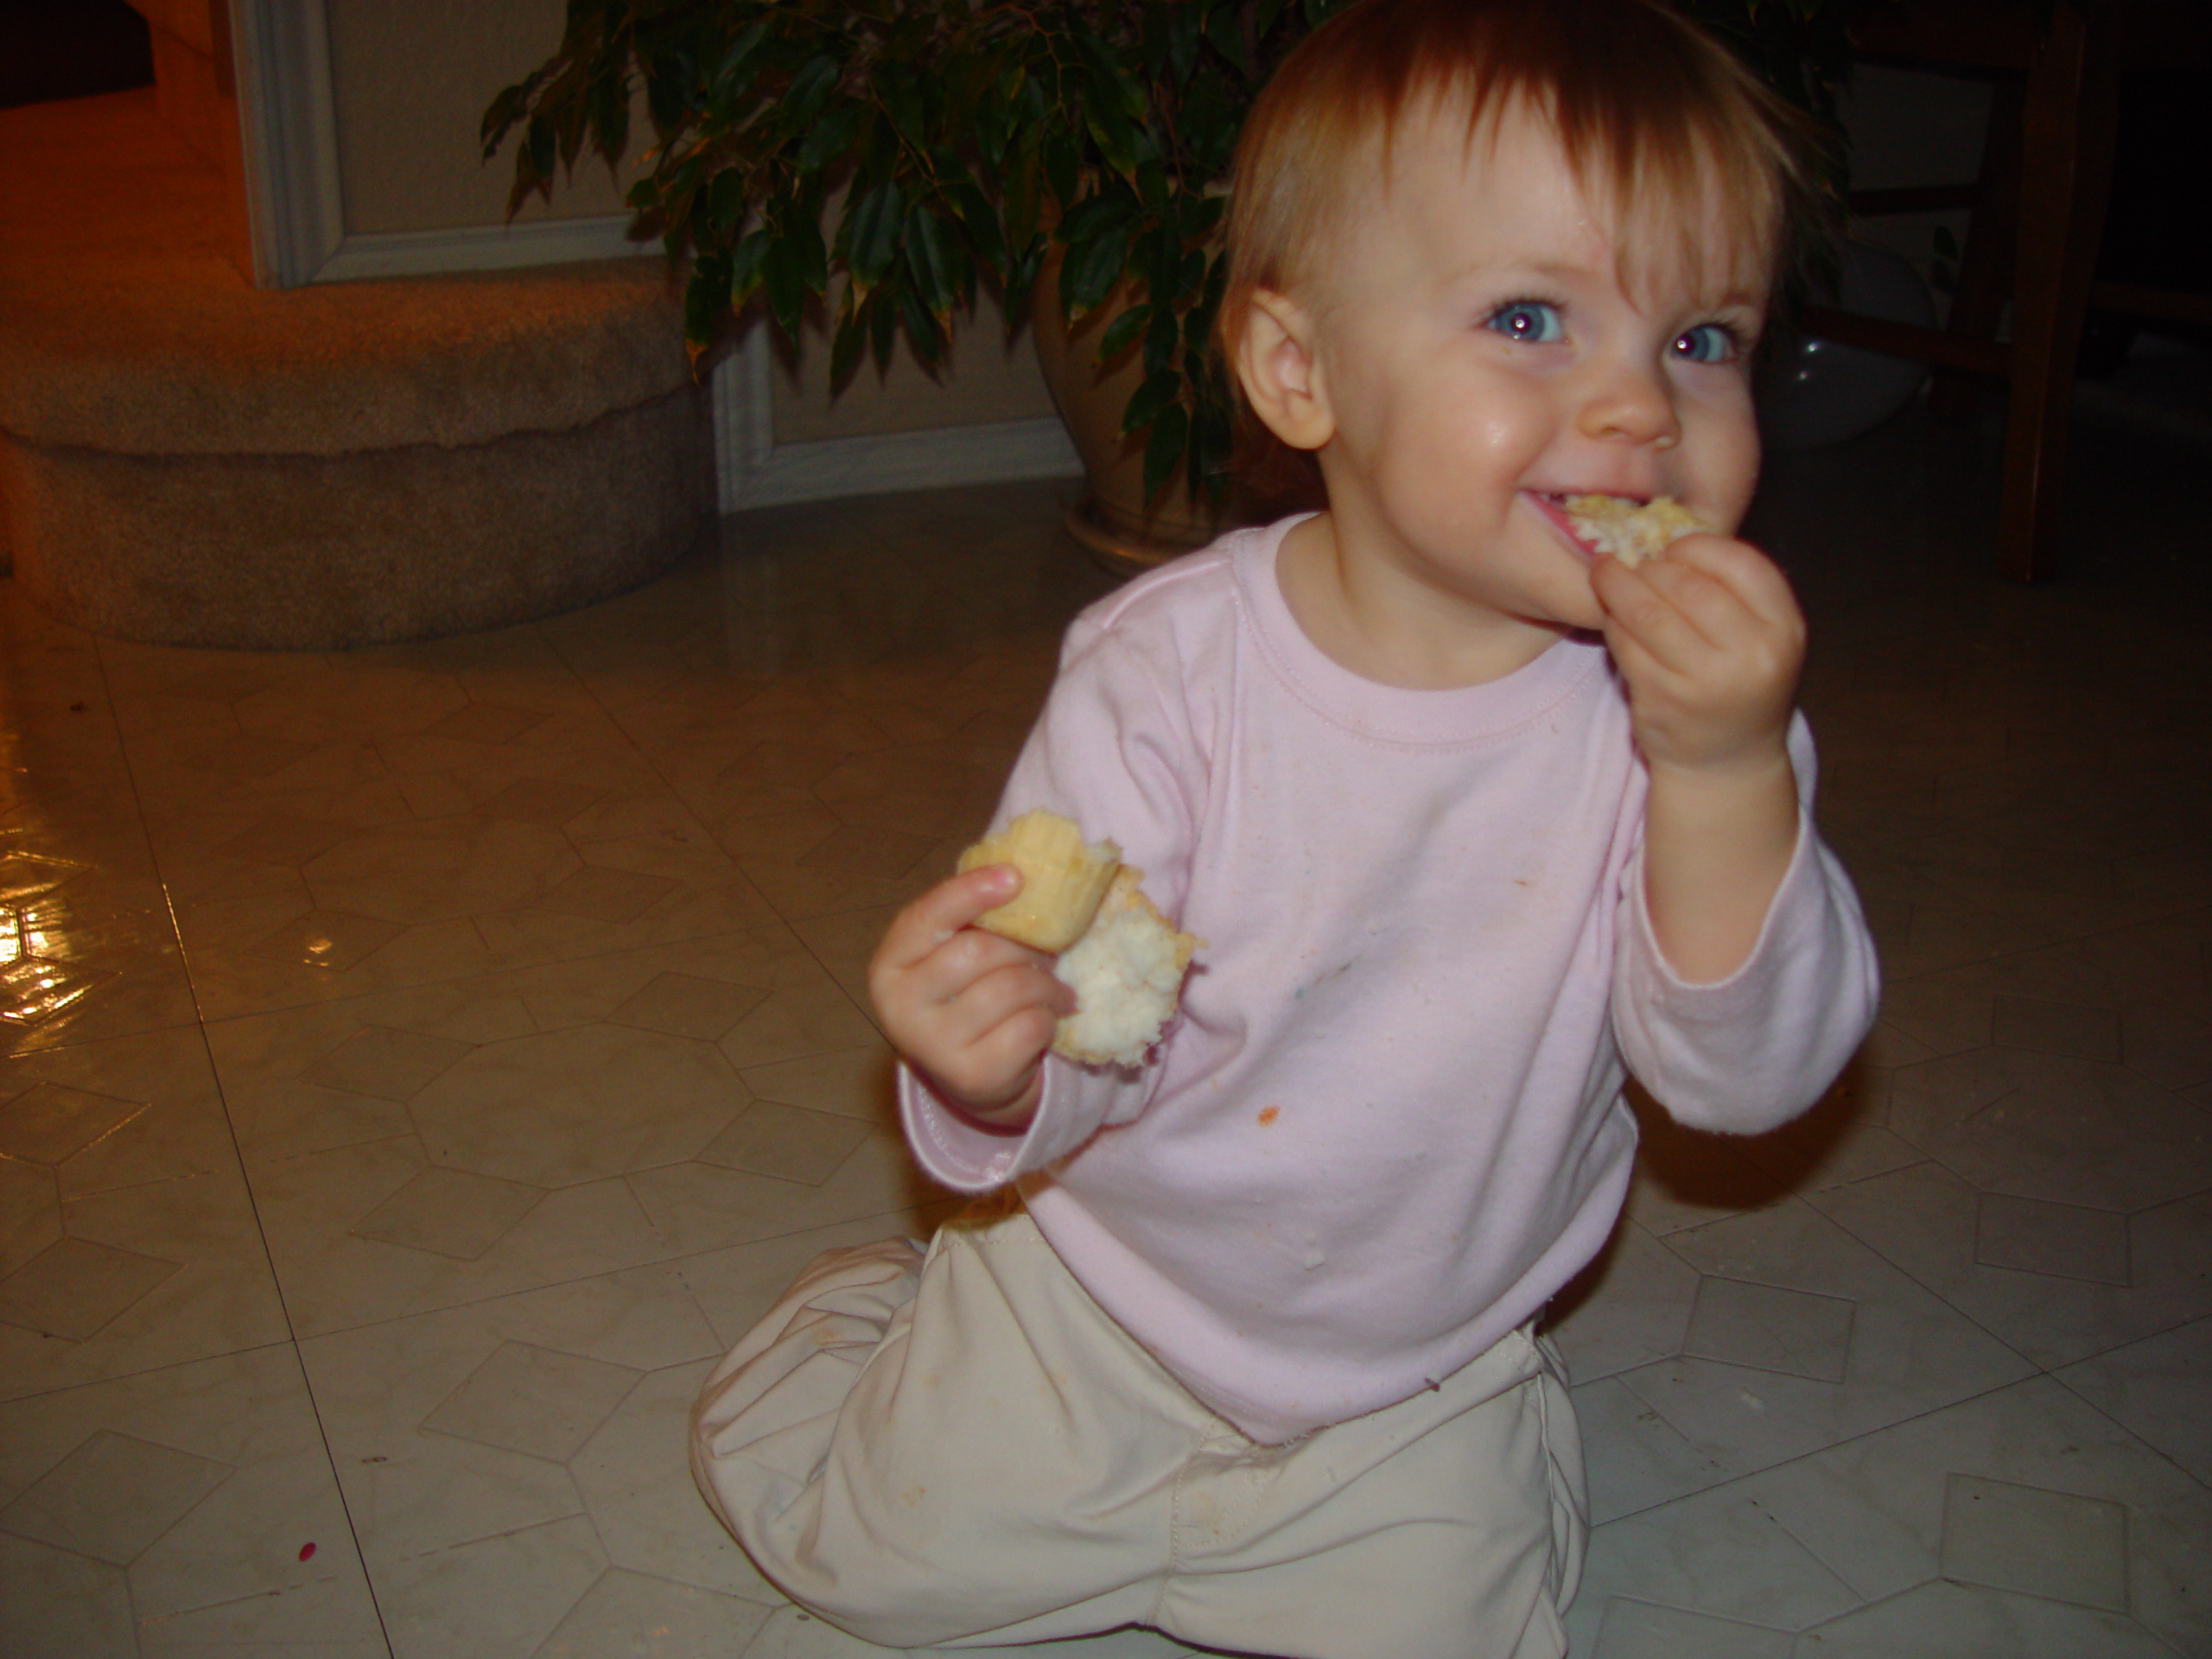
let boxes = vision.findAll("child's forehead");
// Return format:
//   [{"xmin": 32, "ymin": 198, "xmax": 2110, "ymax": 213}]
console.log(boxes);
[{"xmin": 1336, "ymin": 92, "xmax": 1774, "ymax": 307}]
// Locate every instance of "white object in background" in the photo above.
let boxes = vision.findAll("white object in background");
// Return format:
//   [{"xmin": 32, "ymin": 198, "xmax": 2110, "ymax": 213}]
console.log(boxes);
[{"xmin": 1758, "ymin": 238, "xmax": 1939, "ymax": 450}]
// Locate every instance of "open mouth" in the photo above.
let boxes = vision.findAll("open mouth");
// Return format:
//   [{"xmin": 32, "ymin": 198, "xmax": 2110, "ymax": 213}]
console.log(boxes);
[
  {"xmin": 1526, "ymin": 491, "xmax": 1707, "ymax": 569},
  {"xmin": 1526, "ymin": 491, "xmax": 1628, "ymax": 563}
]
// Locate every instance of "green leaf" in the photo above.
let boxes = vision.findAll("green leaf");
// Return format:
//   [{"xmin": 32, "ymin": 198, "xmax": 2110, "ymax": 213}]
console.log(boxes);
[
  {"xmin": 481, "ymin": 79, "xmax": 532, "ymax": 154},
  {"xmin": 1043, "ymin": 133, "xmax": 1080, "ymax": 208},
  {"xmin": 1180, "ymin": 190, "xmax": 1227, "ymax": 242},
  {"xmin": 706, "ymin": 168, "xmax": 747, "ymax": 234},
  {"xmin": 1004, "ymin": 147, "xmax": 1041, "ymax": 250},
  {"xmin": 729, "ymin": 226, "xmax": 771, "ymax": 302},
  {"xmin": 762, "ymin": 238, "xmax": 807, "ymax": 335},
  {"xmin": 897, "ymin": 283, "xmax": 944, "ymax": 372},
  {"xmin": 1144, "ymin": 302, "xmax": 1179, "ymax": 378},
  {"xmin": 879, "ymin": 60, "xmax": 929, "ymax": 151},
  {"xmin": 711, "ymin": 20, "xmax": 771, "ymax": 91},
  {"xmin": 1002, "ymin": 241, "xmax": 1042, "ymax": 319},
  {"xmin": 795, "ymin": 100, "xmax": 862, "ymax": 173},
  {"xmin": 684, "ymin": 251, "xmax": 734, "ymax": 343},
  {"xmin": 905, "ymin": 203, "xmax": 957, "ymax": 315},
  {"xmin": 781, "ymin": 53, "xmax": 842, "ymax": 133},
  {"xmin": 830, "ymin": 302, "xmax": 868, "ymax": 391},
  {"xmin": 1134, "ymin": 221, "xmax": 1177, "ymax": 302},
  {"xmin": 1074, "ymin": 30, "xmax": 1147, "ymax": 122},
  {"xmin": 1084, "ymin": 81, "xmax": 1138, "ymax": 179},
  {"xmin": 585, "ymin": 70, "xmax": 629, "ymax": 164},
  {"xmin": 526, "ymin": 115, "xmax": 556, "ymax": 184},
  {"xmin": 645, "ymin": 54, "xmax": 691, "ymax": 137},
  {"xmin": 788, "ymin": 200, "xmax": 830, "ymax": 288},
  {"xmin": 871, "ymin": 284, "xmax": 900, "ymax": 370},
  {"xmin": 1121, "ymin": 368, "xmax": 1183, "ymax": 435},
  {"xmin": 1097, "ymin": 302, "xmax": 1151, "ymax": 365},
  {"xmin": 1142, "ymin": 403, "xmax": 1190, "ymax": 501},
  {"xmin": 1135, "ymin": 159, "xmax": 1169, "ymax": 212},
  {"xmin": 1185, "ymin": 292, "xmax": 1217, "ymax": 355},
  {"xmin": 1167, "ymin": 4, "xmax": 1201, "ymax": 86},
  {"xmin": 846, "ymin": 180, "xmax": 905, "ymax": 288},
  {"xmin": 1059, "ymin": 221, "xmax": 1135, "ymax": 317},
  {"xmin": 1205, "ymin": 6, "xmax": 1251, "ymax": 76},
  {"xmin": 1058, "ymin": 190, "xmax": 1140, "ymax": 250},
  {"xmin": 947, "ymin": 177, "xmax": 1007, "ymax": 280}
]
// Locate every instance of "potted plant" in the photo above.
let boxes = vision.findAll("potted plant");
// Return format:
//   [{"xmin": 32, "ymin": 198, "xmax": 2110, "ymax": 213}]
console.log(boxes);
[{"xmin": 485, "ymin": 0, "xmax": 1851, "ymax": 567}]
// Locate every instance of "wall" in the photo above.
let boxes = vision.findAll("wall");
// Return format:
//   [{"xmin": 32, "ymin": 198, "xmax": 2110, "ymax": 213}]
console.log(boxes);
[
  {"xmin": 325, "ymin": 0, "xmax": 631, "ymax": 235},
  {"xmin": 769, "ymin": 303, "xmax": 1058, "ymax": 445},
  {"xmin": 319, "ymin": 0, "xmax": 1056, "ymax": 444},
  {"xmin": 1838, "ymin": 63, "xmax": 1993, "ymax": 318}
]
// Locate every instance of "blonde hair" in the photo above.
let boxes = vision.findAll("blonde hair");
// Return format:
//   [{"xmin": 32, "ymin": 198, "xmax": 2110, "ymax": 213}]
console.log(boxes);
[{"xmin": 1222, "ymin": 0, "xmax": 1829, "ymax": 366}]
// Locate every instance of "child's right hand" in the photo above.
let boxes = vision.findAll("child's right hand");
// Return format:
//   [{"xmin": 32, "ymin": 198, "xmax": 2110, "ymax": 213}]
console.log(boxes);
[{"xmin": 868, "ymin": 866, "xmax": 1075, "ymax": 1128}]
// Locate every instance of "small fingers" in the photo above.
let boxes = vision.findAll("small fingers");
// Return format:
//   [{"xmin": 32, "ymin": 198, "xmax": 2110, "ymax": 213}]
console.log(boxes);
[
  {"xmin": 922, "ymin": 963, "xmax": 1071, "ymax": 1105},
  {"xmin": 1660, "ymin": 533, "xmax": 1803, "ymax": 639},
  {"xmin": 874, "ymin": 865, "xmax": 1021, "ymax": 976},
  {"xmin": 1592, "ymin": 556, "xmax": 1707, "ymax": 675},
  {"xmin": 939, "ymin": 954, "xmax": 1074, "ymax": 1025}
]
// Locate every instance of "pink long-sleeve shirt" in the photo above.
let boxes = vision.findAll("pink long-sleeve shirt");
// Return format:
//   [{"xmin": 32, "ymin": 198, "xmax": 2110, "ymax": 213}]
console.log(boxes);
[{"xmin": 902, "ymin": 517, "xmax": 1878, "ymax": 1443}]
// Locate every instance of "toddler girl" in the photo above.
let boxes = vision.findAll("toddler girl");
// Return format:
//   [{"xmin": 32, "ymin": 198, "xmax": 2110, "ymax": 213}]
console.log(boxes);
[{"xmin": 693, "ymin": 3, "xmax": 1878, "ymax": 1653}]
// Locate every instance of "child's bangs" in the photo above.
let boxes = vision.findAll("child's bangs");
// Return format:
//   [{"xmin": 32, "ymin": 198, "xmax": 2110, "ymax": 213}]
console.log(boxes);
[
  {"xmin": 1441, "ymin": 3, "xmax": 1802, "ymax": 306},
  {"xmin": 1545, "ymin": 102, "xmax": 1789, "ymax": 312},
  {"xmin": 1224, "ymin": 0, "xmax": 1820, "ymax": 343}
]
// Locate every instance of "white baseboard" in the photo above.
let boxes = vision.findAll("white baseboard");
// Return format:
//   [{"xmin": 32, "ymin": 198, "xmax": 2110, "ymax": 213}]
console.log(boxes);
[
  {"xmin": 226, "ymin": 4, "xmax": 1079, "ymax": 513},
  {"xmin": 312, "ymin": 215, "xmax": 659, "ymax": 283},
  {"xmin": 710, "ymin": 331, "xmax": 1081, "ymax": 512},
  {"xmin": 721, "ymin": 418, "xmax": 1082, "ymax": 512}
]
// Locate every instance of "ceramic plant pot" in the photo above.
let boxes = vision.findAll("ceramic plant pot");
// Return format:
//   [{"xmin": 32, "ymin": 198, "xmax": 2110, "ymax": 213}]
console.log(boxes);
[{"xmin": 1030, "ymin": 270, "xmax": 1227, "ymax": 579}]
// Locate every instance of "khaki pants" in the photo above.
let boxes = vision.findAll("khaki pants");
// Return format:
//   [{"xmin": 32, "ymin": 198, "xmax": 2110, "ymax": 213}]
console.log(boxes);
[{"xmin": 690, "ymin": 1208, "xmax": 1585, "ymax": 1657}]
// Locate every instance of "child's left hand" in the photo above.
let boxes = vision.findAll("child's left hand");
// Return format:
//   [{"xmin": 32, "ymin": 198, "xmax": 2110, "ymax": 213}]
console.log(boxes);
[{"xmin": 1587, "ymin": 531, "xmax": 1805, "ymax": 779}]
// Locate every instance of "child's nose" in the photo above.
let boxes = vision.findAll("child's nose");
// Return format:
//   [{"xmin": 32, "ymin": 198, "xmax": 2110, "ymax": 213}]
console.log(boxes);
[{"xmin": 1576, "ymin": 364, "xmax": 1681, "ymax": 449}]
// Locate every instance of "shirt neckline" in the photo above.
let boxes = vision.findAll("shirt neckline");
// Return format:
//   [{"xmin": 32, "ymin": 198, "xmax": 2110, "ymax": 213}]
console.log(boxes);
[{"xmin": 1232, "ymin": 515, "xmax": 1606, "ymax": 749}]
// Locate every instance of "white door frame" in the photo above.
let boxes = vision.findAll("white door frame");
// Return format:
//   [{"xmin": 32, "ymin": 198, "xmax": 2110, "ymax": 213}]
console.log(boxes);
[
  {"xmin": 219, "ymin": 1, "xmax": 1078, "ymax": 511},
  {"xmin": 222, "ymin": 0, "xmax": 648, "ymax": 287}
]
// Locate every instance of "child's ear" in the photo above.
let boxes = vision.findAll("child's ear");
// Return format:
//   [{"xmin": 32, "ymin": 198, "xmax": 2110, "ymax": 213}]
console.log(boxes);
[{"xmin": 1233, "ymin": 289, "xmax": 1333, "ymax": 452}]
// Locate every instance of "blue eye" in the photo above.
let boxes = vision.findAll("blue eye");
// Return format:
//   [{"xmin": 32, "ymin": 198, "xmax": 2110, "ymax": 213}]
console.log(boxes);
[
  {"xmin": 1674, "ymin": 323, "xmax": 1737, "ymax": 364},
  {"xmin": 1486, "ymin": 301, "xmax": 1563, "ymax": 344}
]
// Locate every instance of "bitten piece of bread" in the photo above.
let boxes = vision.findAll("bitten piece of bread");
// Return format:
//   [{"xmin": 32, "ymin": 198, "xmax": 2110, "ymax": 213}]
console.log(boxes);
[
  {"xmin": 1562, "ymin": 494, "xmax": 1713, "ymax": 568},
  {"xmin": 957, "ymin": 809, "xmax": 1121, "ymax": 953},
  {"xmin": 957, "ymin": 810, "xmax": 1199, "ymax": 1065},
  {"xmin": 1050, "ymin": 866, "xmax": 1201, "ymax": 1065}
]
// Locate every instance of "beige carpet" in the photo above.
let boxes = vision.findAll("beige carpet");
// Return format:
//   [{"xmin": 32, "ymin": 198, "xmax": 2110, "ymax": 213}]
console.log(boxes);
[{"xmin": 0, "ymin": 90, "xmax": 709, "ymax": 649}]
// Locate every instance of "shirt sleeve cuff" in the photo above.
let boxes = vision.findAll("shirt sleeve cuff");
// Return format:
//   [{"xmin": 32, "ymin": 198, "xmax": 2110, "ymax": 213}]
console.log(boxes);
[
  {"xmin": 1623, "ymin": 799, "xmax": 1821, "ymax": 1016},
  {"xmin": 898, "ymin": 1061, "xmax": 1096, "ymax": 1193}
]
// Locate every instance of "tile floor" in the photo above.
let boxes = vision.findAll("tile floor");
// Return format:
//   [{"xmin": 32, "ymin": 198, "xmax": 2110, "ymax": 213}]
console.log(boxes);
[{"xmin": 2, "ymin": 385, "xmax": 2209, "ymax": 1657}]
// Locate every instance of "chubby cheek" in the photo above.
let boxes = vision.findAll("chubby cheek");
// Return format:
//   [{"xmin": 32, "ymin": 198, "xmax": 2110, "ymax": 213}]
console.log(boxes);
[
  {"xmin": 1688, "ymin": 385, "xmax": 1763, "ymax": 525},
  {"xmin": 1400, "ymin": 383, "xmax": 1554, "ymax": 512}
]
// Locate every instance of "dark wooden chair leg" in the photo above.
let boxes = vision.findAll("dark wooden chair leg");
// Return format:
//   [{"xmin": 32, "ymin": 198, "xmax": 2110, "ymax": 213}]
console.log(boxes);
[
  {"xmin": 1929, "ymin": 78, "xmax": 2021, "ymax": 420},
  {"xmin": 1997, "ymin": 0, "xmax": 2126, "ymax": 582}
]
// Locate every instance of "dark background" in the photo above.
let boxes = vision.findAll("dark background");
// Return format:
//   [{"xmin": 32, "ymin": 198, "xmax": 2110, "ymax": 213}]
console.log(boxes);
[{"xmin": 0, "ymin": 0, "xmax": 151, "ymax": 111}]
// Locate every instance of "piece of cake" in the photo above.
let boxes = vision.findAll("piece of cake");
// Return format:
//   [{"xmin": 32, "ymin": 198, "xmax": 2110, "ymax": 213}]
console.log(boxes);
[
  {"xmin": 1561, "ymin": 493, "xmax": 1713, "ymax": 567},
  {"xmin": 958, "ymin": 810, "xmax": 1200, "ymax": 1065},
  {"xmin": 1050, "ymin": 866, "xmax": 1202, "ymax": 1066},
  {"xmin": 957, "ymin": 809, "xmax": 1121, "ymax": 953}
]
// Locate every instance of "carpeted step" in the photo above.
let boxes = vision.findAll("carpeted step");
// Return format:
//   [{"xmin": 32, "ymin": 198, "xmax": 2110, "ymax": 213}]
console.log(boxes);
[{"xmin": 0, "ymin": 91, "xmax": 711, "ymax": 651}]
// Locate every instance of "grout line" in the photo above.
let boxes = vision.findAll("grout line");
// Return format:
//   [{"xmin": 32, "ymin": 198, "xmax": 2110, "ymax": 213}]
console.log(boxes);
[{"xmin": 84, "ymin": 628, "xmax": 403, "ymax": 1659}]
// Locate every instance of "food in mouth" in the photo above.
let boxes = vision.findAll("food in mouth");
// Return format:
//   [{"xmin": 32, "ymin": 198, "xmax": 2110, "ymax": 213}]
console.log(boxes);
[
  {"xmin": 1559, "ymin": 494, "xmax": 1713, "ymax": 568},
  {"xmin": 959, "ymin": 810, "xmax": 1200, "ymax": 1065}
]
